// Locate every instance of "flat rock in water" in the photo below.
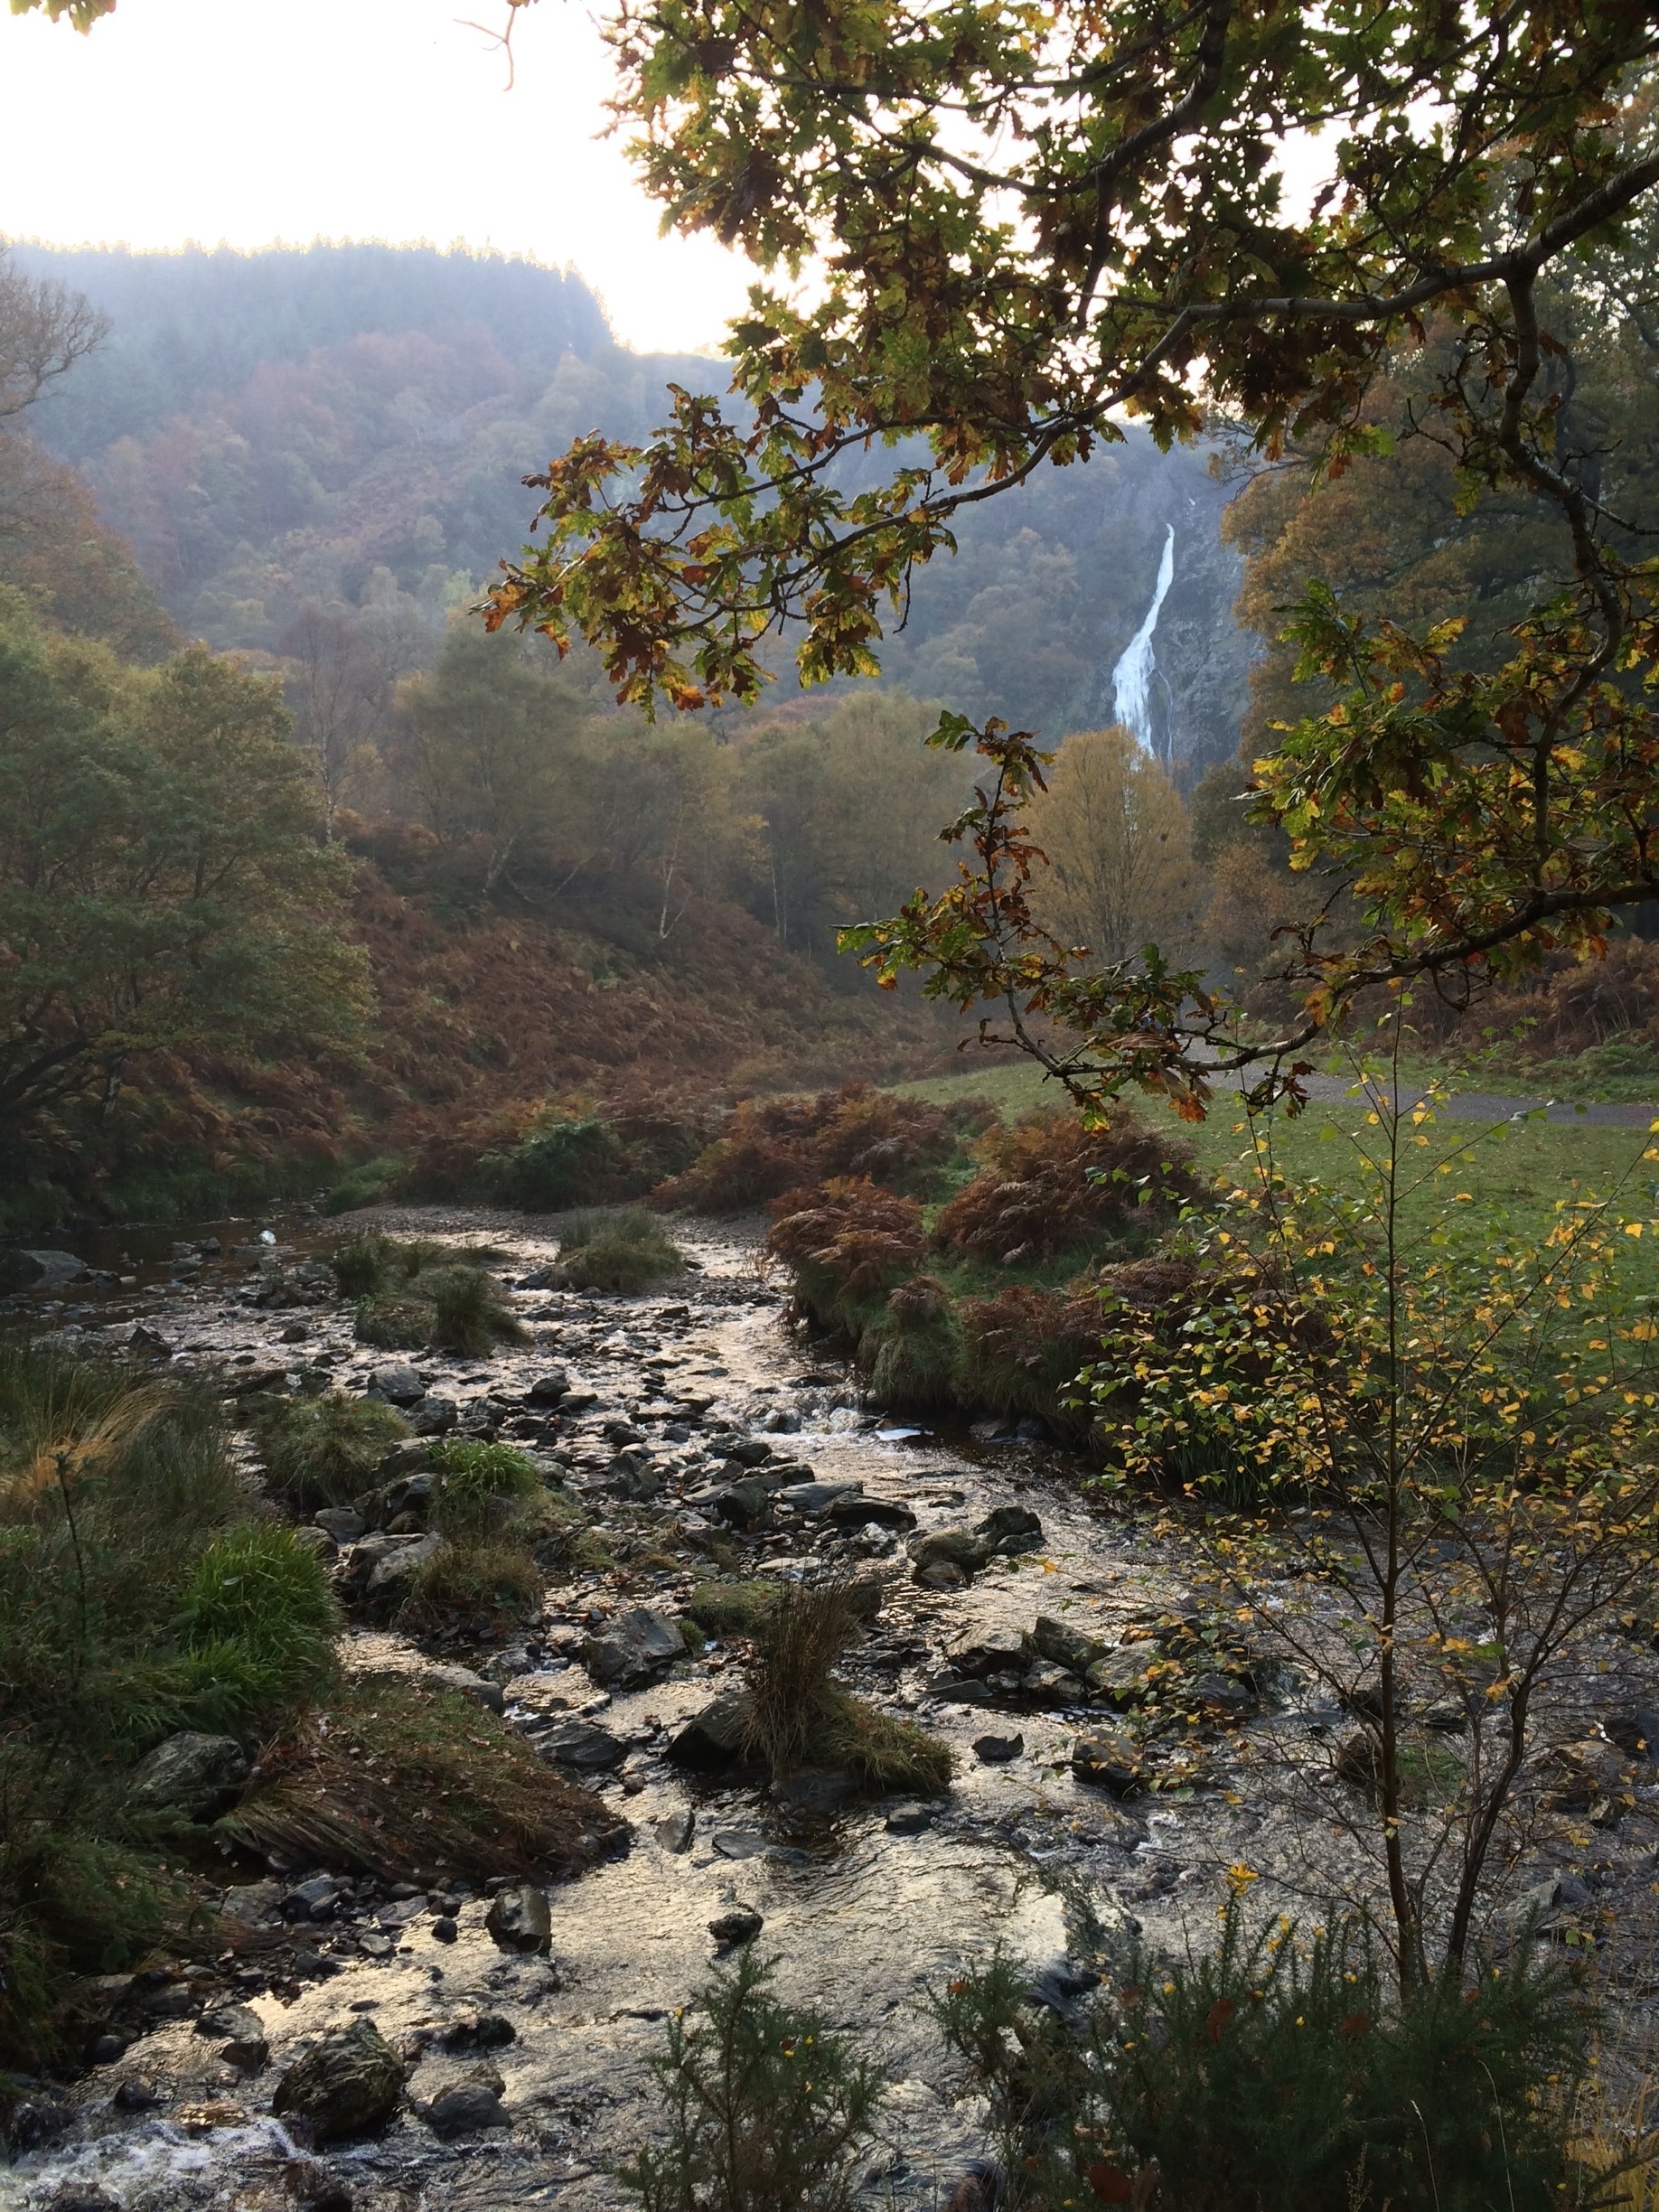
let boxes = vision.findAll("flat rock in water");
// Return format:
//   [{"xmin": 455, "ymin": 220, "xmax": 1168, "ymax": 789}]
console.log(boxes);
[
  {"xmin": 484, "ymin": 1884, "xmax": 552, "ymax": 1954},
  {"xmin": 526, "ymin": 1369, "xmax": 570, "ymax": 1403},
  {"xmin": 775, "ymin": 1481, "xmax": 865, "ymax": 1515},
  {"xmin": 710, "ymin": 1828, "xmax": 767, "ymax": 1859},
  {"xmin": 539, "ymin": 1718, "xmax": 627, "ymax": 1769},
  {"xmin": 972, "ymin": 1732, "xmax": 1025, "ymax": 1765},
  {"xmin": 884, "ymin": 1801, "xmax": 939, "ymax": 1834},
  {"xmin": 825, "ymin": 1493, "xmax": 915, "ymax": 1531},
  {"xmin": 272, "ymin": 2020, "xmax": 403, "ymax": 2142},
  {"xmin": 127, "ymin": 1732, "xmax": 248, "ymax": 1818},
  {"xmin": 653, "ymin": 1809, "xmax": 695, "ymax": 1854},
  {"xmin": 0, "ymin": 1248, "xmax": 87, "ymax": 1290},
  {"xmin": 583, "ymin": 1606, "xmax": 685, "ymax": 1688}
]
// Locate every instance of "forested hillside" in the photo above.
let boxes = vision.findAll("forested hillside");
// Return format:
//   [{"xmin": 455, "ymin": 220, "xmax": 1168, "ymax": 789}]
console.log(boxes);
[{"xmin": 9, "ymin": 240, "xmax": 1256, "ymax": 771}]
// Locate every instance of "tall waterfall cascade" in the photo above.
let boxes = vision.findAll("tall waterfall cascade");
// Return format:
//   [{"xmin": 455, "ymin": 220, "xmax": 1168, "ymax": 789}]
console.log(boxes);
[{"xmin": 1111, "ymin": 523, "xmax": 1176, "ymax": 755}]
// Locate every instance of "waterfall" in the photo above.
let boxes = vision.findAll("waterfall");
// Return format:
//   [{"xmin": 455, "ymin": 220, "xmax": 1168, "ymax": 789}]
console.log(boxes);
[{"xmin": 1111, "ymin": 523, "xmax": 1176, "ymax": 755}]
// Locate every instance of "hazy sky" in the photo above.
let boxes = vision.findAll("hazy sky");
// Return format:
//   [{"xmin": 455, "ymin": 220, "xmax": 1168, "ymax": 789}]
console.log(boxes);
[{"xmin": 0, "ymin": 0, "xmax": 756, "ymax": 354}]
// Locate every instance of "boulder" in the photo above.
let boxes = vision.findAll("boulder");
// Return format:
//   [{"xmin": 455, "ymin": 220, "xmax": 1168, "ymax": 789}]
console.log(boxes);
[
  {"xmin": 272, "ymin": 2020, "xmax": 404, "ymax": 2142},
  {"xmin": 714, "ymin": 1476, "xmax": 773, "ymax": 1530},
  {"xmin": 719, "ymin": 1438, "xmax": 775, "ymax": 1467},
  {"xmin": 1031, "ymin": 1617, "xmax": 1105, "ymax": 1674},
  {"xmin": 653, "ymin": 1809, "xmax": 696, "ymax": 1854},
  {"xmin": 484, "ymin": 1884, "xmax": 552, "ymax": 1954},
  {"xmin": 539, "ymin": 1718, "xmax": 627, "ymax": 1769},
  {"xmin": 708, "ymin": 1906, "xmax": 764, "ymax": 1950},
  {"xmin": 908, "ymin": 1528, "xmax": 994, "ymax": 1579},
  {"xmin": 367, "ymin": 1364, "xmax": 426, "ymax": 1405},
  {"xmin": 1087, "ymin": 1647, "xmax": 1157, "ymax": 1704},
  {"xmin": 775, "ymin": 1481, "xmax": 866, "ymax": 1516},
  {"xmin": 426, "ymin": 2078, "xmax": 510, "ymax": 2136},
  {"xmin": 583, "ymin": 1606, "xmax": 686, "ymax": 1688},
  {"xmin": 1072, "ymin": 1729, "xmax": 1146, "ymax": 1796},
  {"xmin": 977, "ymin": 1504, "xmax": 1045, "ymax": 1552},
  {"xmin": 668, "ymin": 1692, "xmax": 752, "ymax": 1769},
  {"xmin": 0, "ymin": 1248, "xmax": 87, "ymax": 1291},
  {"xmin": 361, "ymin": 1532, "xmax": 443, "ymax": 1595},
  {"xmin": 972, "ymin": 1732, "xmax": 1025, "ymax": 1765},
  {"xmin": 410, "ymin": 1396, "xmax": 459, "ymax": 1436},
  {"xmin": 526, "ymin": 1369, "xmax": 571, "ymax": 1404},
  {"xmin": 127, "ymin": 1732, "xmax": 249, "ymax": 1818},
  {"xmin": 599, "ymin": 1448, "xmax": 663, "ymax": 1501},
  {"xmin": 824, "ymin": 1493, "xmax": 915, "ymax": 1532}
]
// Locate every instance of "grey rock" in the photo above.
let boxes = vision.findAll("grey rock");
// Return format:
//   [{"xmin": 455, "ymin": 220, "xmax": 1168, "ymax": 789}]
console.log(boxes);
[
  {"xmin": 668, "ymin": 1692, "xmax": 752, "ymax": 1769},
  {"xmin": 714, "ymin": 1476, "xmax": 773, "ymax": 1530},
  {"xmin": 540, "ymin": 1718, "xmax": 627, "ymax": 1769},
  {"xmin": 976, "ymin": 1504, "xmax": 1045, "ymax": 1552},
  {"xmin": 1088, "ymin": 1646, "xmax": 1157, "ymax": 1702},
  {"xmin": 708, "ymin": 1906, "xmax": 764, "ymax": 1950},
  {"xmin": 599, "ymin": 1447, "xmax": 664, "ymax": 1501},
  {"xmin": 1605, "ymin": 1707, "xmax": 1659, "ymax": 1759},
  {"xmin": 284, "ymin": 1875, "xmax": 346, "ymax": 1918},
  {"xmin": 426, "ymin": 2080, "xmax": 510, "ymax": 2136},
  {"xmin": 584, "ymin": 1606, "xmax": 686, "ymax": 1688},
  {"xmin": 373, "ymin": 1439, "xmax": 430, "ymax": 1480},
  {"xmin": 972, "ymin": 1732, "xmax": 1025, "ymax": 1765},
  {"xmin": 825, "ymin": 1493, "xmax": 914, "ymax": 1531},
  {"xmin": 720, "ymin": 1438, "xmax": 774, "ymax": 1467},
  {"xmin": 127, "ymin": 1731, "xmax": 249, "ymax": 1818},
  {"xmin": 711, "ymin": 1827, "xmax": 767, "ymax": 1858},
  {"xmin": 908, "ymin": 1528, "xmax": 994, "ymax": 1579},
  {"xmin": 368, "ymin": 1364, "xmax": 426, "ymax": 1405},
  {"xmin": 221, "ymin": 1879, "xmax": 282, "ymax": 1925},
  {"xmin": 775, "ymin": 1767, "xmax": 858, "ymax": 1815},
  {"xmin": 948, "ymin": 1625, "xmax": 1027, "ymax": 1673},
  {"xmin": 526, "ymin": 1369, "xmax": 571, "ymax": 1403},
  {"xmin": 653, "ymin": 1809, "xmax": 695, "ymax": 1854},
  {"xmin": 884, "ymin": 1801, "xmax": 939, "ymax": 1834},
  {"xmin": 1031, "ymin": 1617, "xmax": 1105, "ymax": 1674},
  {"xmin": 484, "ymin": 1884, "xmax": 552, "ymax": 1954},
  {"xmin": 0, "ymin": 1248, "xmax": 87, "ymax": 1290},
  {"xmin": 916, "ymin": 1561, "xmax": 969, "ymax": 1591},
  {"xmin": 272, "ymin": 2020, "xmax": 403, "ymax": 2141},
  {"xmin": 418, "ymin": 1663, "xmax": 505, "ymax": 1714},
  {"xmin": 410, "ymin": 1396, "xmax": 458, "ymax": 1435},
  {"xmin": 127, "ymin": 1325, "xmax": 174, "ymax": 1360},
  {"xmin": 195, "ymin": 2004, "xmax": 269, "ymax": 2072},
  {"xmin": 314, "ymin": 1506, "xmax": 366, "ymax": 1542},
  {"xmin": 431, "ymin": 1917, "xmax": 459, "ymax": 1944},
  {"xmin": 1072, "ymin": 1729, "xmax": 1146, "ymax": 1796},
  {"xmin": 363, "ymin": 1532, "xmax": 442, "ymax": 1595},
  {"xmin": 775, "ymin": 1480, "xmax": 865, "ymax": 1515}
]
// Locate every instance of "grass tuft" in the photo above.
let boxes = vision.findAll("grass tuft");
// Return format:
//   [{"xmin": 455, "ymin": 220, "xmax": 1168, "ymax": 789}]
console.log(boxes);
[
  {"xmin": 248, "ymin": 1391, "xmax": 409, "ymax": 1512},
  {"xmin": 558, "ymin": 1208, "xmax": 685, "ymax": 1292}
]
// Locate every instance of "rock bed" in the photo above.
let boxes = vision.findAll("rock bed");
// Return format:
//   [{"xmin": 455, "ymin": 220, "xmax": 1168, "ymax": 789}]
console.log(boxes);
[{"xmin": 5, "ymin": 1204, "xmax": 1659, "ymax": 2210}]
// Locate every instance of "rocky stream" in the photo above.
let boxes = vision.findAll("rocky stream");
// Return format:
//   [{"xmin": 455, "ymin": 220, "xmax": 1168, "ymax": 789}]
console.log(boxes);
[{"xmin": 5, "ymin": 1204, "xmax": 1659, "ymax": 2212}]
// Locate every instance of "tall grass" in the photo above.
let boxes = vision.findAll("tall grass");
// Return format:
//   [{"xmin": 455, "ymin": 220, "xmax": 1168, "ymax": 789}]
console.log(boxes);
[
  {"xmin": 248, "ymin": 1391, "xmax": 410, "ymax": 1510},
  {"xmin": 557, "ymin": 1208, "xmax": 685, "ymax": 1292}
]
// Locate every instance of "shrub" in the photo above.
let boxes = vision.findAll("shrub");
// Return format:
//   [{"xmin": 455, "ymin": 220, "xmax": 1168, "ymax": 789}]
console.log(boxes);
[
  {"xmin": 477, "ymin": 1114, "xmax": 645, "ymax": 1210},
  {"xmin": 858, "ymin": 1274, "xmax": 964, "ymax": 1412},
  {"xmin": 427, "ymin": 1436, "xmax": 539, "ymax": 1518},
  {"xmin": 932, "ymin": 1898, "xmax": 1590, "ymax": 2212},
  {"xmin": 620, "ymin": 1947, "xmax": 884, "ymax": 2212},
  {"xmin": 659, "ymin": 1082, "xmax": 981, "ymax": 1213},
  {"xmin": 424, "ymin": 1263, "xmax": 529, "ymax": 1354},
  {"xmin": 249, "ymin": 1392, "xmax": 409, "ymax": 1512},
  {"xmin": 329, "ymin": 1231, "xmax": 449, "ymax": 1298},
  {"xmin": 173, "ymin": 1523, "xmax": 341, "ymax": 1731},
  {"xmin": 323, "ymin": 1157, "xmax": 405, "ymax": 1215},
  {"xmin": 958, "ymin": 1282, "xmax": 1111, "ymax": 1439},
  {"xmin": 933, "ymin": 1105, "xmax": 1198, "ymax": 1265},
  {"xmin": 766, "ymin": 1177, "xmax": 926, "ymax": 1342},
  {"xmin": 557, "ymin": 1208, "xmax": 685, "ymax": 1292},
  {"xmin": 353, "ymin": 1294, "xmax": 433, "ymax": 1348},
  {"xmin": 399, "ymin": 1532, "xmax": 543, "ymax": 1628}
]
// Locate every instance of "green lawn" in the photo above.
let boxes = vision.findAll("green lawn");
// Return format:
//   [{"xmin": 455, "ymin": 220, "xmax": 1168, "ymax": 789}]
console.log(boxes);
[{"xmin": 898, "ymin": 1057, "xmax": 1659, "ymax": 1250}]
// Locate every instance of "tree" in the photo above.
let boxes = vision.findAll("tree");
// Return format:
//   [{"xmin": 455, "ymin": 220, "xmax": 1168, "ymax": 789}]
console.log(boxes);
[
  {"xmin": 0, "ymin": 596, "xmax": 368, "ymax": 1151},
  {"xmin": 480, "ymin": 5, "xmax": 1659, "ymax": 1103},
  {"xmin": 278, "ymin": 606, "xmax": 391, "ymax": 838},
  {"xmin": 1026, "ymin": 725, "xmax": 1201, "ymax": 969},
  {"xmin": 0, "ymin": 246, "xmax": 105, "ymax": 423}
]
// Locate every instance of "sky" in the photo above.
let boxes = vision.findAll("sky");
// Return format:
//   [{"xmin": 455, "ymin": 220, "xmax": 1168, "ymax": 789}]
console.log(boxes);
[{"xmin": 0, "ymin": 0, "xmax": 757, "ymax": 354}]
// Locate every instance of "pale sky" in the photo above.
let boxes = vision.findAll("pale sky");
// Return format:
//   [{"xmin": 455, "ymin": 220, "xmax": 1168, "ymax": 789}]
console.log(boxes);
[{"xmin": 0, "ymin": 0, "xmax": 757, "ymax": 354}]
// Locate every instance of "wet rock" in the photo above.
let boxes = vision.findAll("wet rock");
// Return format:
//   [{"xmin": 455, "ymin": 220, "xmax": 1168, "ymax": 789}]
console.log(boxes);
[
  {"xmin": 910, "ymin": 1527, "xmax": 998, "ymax": 1586},
  {"xmin": 539, "ymin": 1718, "xmax": 627, "ymax": 1769},
  {"xmin": 601, "ymin": 1447, "xmax": 664, "ymax": 1501},
  {"xmin": 127, "ymin": 1324, "xmax": 174, "ymax": 1360},
  {"xmin": 44, "ymin": 2189, "xmax": 124, "ymax": 2212},
  {"xmin": 526, "ymin": 1368, "xmax": 571, "ymax": 1403},
  {"xmin": 708, "ymin": 1906, "xmax": 764, "ymax": 1950},
  {"xmin": 669, "ymin": 1692, "xmax": 751, "ymax": 1769},
  {"xmin": 373, "ymin": 1439, "xmax": 431, "ymax": 1481},
  {"xmin": 1030, "ymin": 1617, "xmax": 1105, "ymax": 1674},
  {"xmin": 0, "ymin": 1248, "xmax": 88, "ymax": 1290},
  {"xmin": 948, "ymin": 1624, "xmax": 1027, "ymax": 1673},
  {"xmin": 1188, "ymin": 1670, "xmax": 1257, "ymax": 1717},
  {"xmin": 272, "ymin": 2020, "xmax": 404, "ymax": 2142},
  {"xmin": 127, "ymin": 1731, "xmax": 249, "ymax": 1818},
  {"xmin": 367, "ymin": 1363, "xmax": 426, "ymax": 1405},
  {"xmin": 284, "ymin": 1875, "xmax": 346, "ymax": 1919},
  {"xmin": 410, "ymin": 1396, "xmax": 458, "ymax": 1435},
  {"xmin": 441, "ymin": 2012, "xmax": 516, "ymax": 2051},
  {"xmin": 972, "ymin": 1732, "xmax": 1025, "ymax": 1765},
  {"xmin": 977, "ymin": 1504, "xmax": 1045, "ymax": 1552},
  {"xmin": 283, "ymin": 2160, "xmax": 354, "ymax": 2212},
  {"xmin": 431, "ymin": 1917, "xmax": 458, "ymax": 1945},
  {"xmin": 653, "ymin": 1809, "xmax": 695, "ymax": 1853},
  {"xmin": 712, "ymin": 1827, "xmax": 767, "ymax": 1858},
  {"xmin": 222, "ymin": 1878, "xmax": 282, "ymax": 1925},
  {"xmin": 775, "ymin": 1767, "xmax": 858, "ymax": 1815},
  {"xmin": 916, "ymin": 1560, "xmax": 970, "ymax": 1592},
  {"xmin": 928, "ymin": 1670, "xmax": 994, "ymax": 1704},
  {"xmin": 426, "ymin": 2078, "xmax": 510, "ymax": 2136},
  {"xmin": 775, "ymin": 1480, "xmax": 865, "ymax": 1516},
  {"xmin": 7, "ymin": 2097, "xmax": 70, "ymax": 2151},
  {"xmin": 197, "ymin": 2004, "xmax": 270, "ymax": 2072},
  {"xmin": 1024, "ymin": 1662, "xmax": 1086, "ymax": 1705},
  {"xmin": 884, "ymin": 1801, "xmax": 938, "ymax": 1834},
  {"xmin": 720, "ymin": 1438, "xmax": 775, "ymax": 1467},
  {"xmin": 1088, "ymin": 1647, "xmax": 1156, "ymax": 1703},
  {"xmin": 714, "ymin": 1475, "xmax": 773, "ymax": 1530},
  {"xmin": 485, "ymin": 1881, "xmax": 553, "ymax": 1954},
  {"xmin": 112, "ymin": 2076, "xmax": 159, "ymax": 2114},
  {"xmin": 825, "ymin": 1493, "xmax": 915, "ymax": 1532},
  {"xmin": 584, "ymin": 1606, "xmax": 686, "ymax": 1688},
  {"xmin": 1072, "ymin": 1729, "xmax": 1147, "ymax": 1795}
]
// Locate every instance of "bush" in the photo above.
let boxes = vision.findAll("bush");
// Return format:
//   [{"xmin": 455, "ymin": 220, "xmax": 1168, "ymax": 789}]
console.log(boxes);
[
  {"xmin": 932, "ymin": 1898, "xmax": 1590, "ymax": 2212},
  {"xmin": 323, "ymin": 1157, "xmax": 405, "ymax": 1215},
  {"xmin": 621, "ymin": 1947, "xmax": 884, "ymax": 2212},
  {"xmin": 353, "ymin": 1294, "xmax": 433, "ymax": 1348},
  {"xmin": 958, "ymin": 1282, "xmax": 1110, "ymax": 1439},
  {"xmin": 859, "ymin": 1273, "xmax": 964, "ymax": 1412},
  {"xmin": 424, "ymin": 1263, "xmax": 529, "ymax": 1354},
  {"xmin": 659, "ymin": 1082, "xmax": 983, "ymax": 1213},
  {"xmin": 766, "ymin": 1177, "xmax": 927, "ymax": 1342},
  {"xmin": 933, "ymin": 1105, "xmax": 1198, "ymax": 1265},
  {"xmin": 249, "ymin": 1391, "xmax": 409, "ymax": 1512},
  {"xmin": 400, "ymin": 1532, "xmax": 543, "ymax": 1628},
  {"xmin": 330, "ymin": 1231, "xmax": 446, "ymax": 1298},
  {"xmin": 557, "ymin": 1208, "xmax": 685, "ymax": 1292},
  {"xmin": 476, "ymin": 1114, "xmax": 645, "ymax": 1210},
  {"xmin": 427, "ymin": 1436, "xmax": 540, "ymax": 1518},
  {"xmin": 173, "ymin": 1523, "xmax": 341, "ymax": 1731}
]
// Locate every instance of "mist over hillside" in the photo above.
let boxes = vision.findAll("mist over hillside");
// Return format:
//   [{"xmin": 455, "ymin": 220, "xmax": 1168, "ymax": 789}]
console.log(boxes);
[{"xmin": 12, "ymin": 240, "xmax": 1257, "ymax": 772}]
